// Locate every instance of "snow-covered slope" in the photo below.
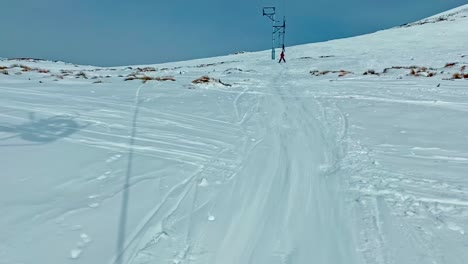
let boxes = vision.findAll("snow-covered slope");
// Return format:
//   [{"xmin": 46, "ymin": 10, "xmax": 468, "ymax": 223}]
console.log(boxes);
[{"xmin": 1, "ymin": 5, "xmax": 468, "ymax": 264}]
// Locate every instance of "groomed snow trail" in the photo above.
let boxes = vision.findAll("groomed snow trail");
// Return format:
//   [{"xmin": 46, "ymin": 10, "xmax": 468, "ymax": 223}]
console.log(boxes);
[
  {"xmin": 113, "ymin": 62, "xmax": 360, "ymax": 264},
  {"xmin": 161, "ymin": 64, "xmax": 358, "ymax": 264}
]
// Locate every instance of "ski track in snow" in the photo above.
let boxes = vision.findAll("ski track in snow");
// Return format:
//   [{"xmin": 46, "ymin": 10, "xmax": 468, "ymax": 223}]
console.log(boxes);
[{"xmin": 2, "ymin": 5, "xmax": 468, "ymax": 264}]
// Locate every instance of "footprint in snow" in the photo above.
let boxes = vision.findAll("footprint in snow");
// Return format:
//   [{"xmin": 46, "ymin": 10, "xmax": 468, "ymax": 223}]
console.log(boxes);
[
  {"xmin": 96, "ymin": 171, "xmax": 111, "ymax": 180},
  {"xmin": 106, "ymin": 154, "xmax": 122, "ymax": 163},
  {"xmin": 87, "ymin": 195, "xmax": 100, "ymax": 208},
  {"xmin": 80, "ymin": 233, "xmax": 92, "ymax": 244},
  {"xmin": 88, "ymin": 203, "xmax": 100, "ymax": 208},
  {"xmin": 70, "ymin": 249, "xmax": 82, "ymax": 259},
  {"xmin": 70, "ymin": 233, "xmax": 92, "ymax": 259}
]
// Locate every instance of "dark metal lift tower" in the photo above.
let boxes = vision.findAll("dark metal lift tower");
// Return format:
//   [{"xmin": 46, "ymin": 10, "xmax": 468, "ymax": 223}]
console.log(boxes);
[{"xmin": 263, "ymin": 7, "xmax": 286, "ymax": 60}]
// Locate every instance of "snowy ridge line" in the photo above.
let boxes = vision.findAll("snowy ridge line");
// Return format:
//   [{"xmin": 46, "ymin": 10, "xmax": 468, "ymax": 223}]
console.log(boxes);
[{"xmin": 421, "ymin": 5, "xmax": 468, "ymax": 21}]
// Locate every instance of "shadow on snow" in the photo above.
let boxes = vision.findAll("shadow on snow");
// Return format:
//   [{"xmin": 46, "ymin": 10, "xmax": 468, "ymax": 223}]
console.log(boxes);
[{"xmin": 0, "ymin": 112, "xmax": 86, "ymax": 145}]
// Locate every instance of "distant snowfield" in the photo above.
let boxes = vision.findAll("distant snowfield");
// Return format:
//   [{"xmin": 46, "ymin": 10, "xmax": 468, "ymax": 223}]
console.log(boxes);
[{"xmin": 1, "ymin": 5, "xmax": 468, "ymax": 264}]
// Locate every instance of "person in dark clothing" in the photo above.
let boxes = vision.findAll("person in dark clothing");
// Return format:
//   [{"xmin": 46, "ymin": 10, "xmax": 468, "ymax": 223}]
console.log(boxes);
[{"xmin": 279, "ymin": 50, "xmax": 286, "ymax": 63}]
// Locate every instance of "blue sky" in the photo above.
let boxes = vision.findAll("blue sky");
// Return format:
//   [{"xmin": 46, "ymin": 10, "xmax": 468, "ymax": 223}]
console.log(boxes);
[{"xmin": 1, "ymin": 0, "xmax": 465, "ymax": 66}]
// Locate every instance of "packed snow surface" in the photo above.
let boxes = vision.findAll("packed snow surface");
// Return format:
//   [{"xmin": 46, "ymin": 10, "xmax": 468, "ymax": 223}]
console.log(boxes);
[{"xmin": 1, "ymin": 5, "xmax": 468, "ymax": 264}]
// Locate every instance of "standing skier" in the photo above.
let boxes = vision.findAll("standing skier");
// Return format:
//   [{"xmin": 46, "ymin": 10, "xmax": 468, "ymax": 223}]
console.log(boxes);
[{"xmin": 279, "ymin": 50, "xmax": 286, "ymax": 63}]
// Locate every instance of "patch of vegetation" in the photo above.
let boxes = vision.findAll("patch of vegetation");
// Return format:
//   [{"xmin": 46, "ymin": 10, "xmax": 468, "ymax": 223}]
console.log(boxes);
[
  {"xmin": 156, "ymin": 76, "xmax": 176, "ymax": 82},
  {"xmin": 409, "ymin": 67, "xmax": 437, "ymax": 77},
  {"xmin": 76, "ymin": 72, "xmax": 88, "ymax": 79},
  {"xmin": 20, "ymin": 65, "xmax": 33, "ymax": 72},
  {"xmin": 452, "ymin": 73, "xmax": 468, "ymax": 79},
  {"xmin": 192, "ymin": 76, "xmax": 231, "ymax": 86},
  {"xmin": 125, "ymin": 75, "xmax": 176, "ymax": 83},
  {"xmin": 310, "ymin": 70, "xmax": 353, "ymax": 77},
  {"xmin": 136, "ymin": 67, "xmax": 157, "ymax": 72},
  {"xmin": 363, "ymin": 69, "xmax": 378, "ymax": 76}
]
